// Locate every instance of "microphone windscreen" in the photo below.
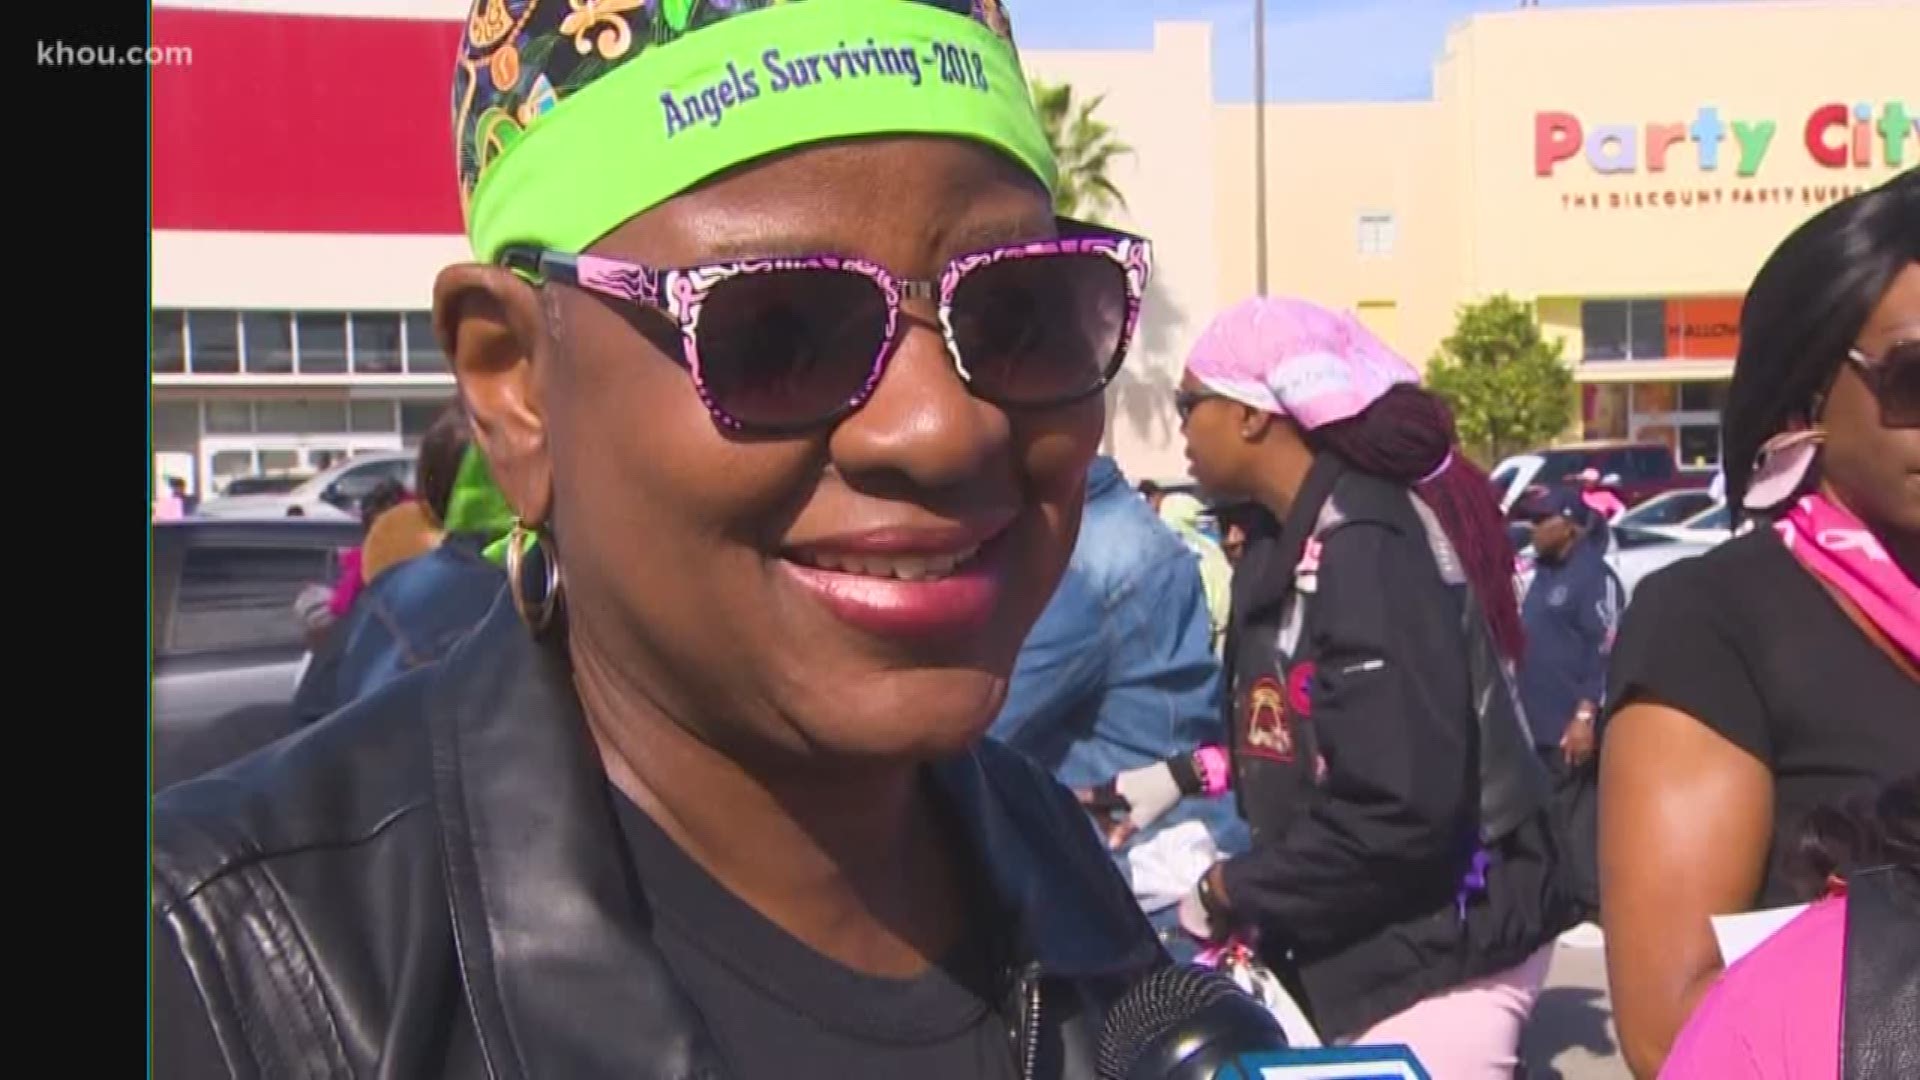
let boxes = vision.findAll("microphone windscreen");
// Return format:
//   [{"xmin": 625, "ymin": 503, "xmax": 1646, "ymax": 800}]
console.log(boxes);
[{"xmin": 1098, "ymin": 963, "xmax": 1277, "ymax": 1080}]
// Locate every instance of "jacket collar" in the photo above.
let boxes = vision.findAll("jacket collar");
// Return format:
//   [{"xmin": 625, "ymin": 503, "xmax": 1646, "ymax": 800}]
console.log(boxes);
[
  {"xmin": 1085, "ymin": 455, "xmax": 1126, "ymax": 502},
  {"xmin": 428, "ymin": 599, "xmax": 1153, "ymax": 1080},
  {"xmin": 1234, "ymin": 454, "xmax": 1347, "ymax": 621}
]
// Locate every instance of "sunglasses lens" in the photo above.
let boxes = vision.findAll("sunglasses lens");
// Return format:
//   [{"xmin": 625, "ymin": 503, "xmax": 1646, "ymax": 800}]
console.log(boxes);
[
  {"xmin": 1880, "ymin": 341, "xmax": 1920, "ymax": 427},
  {"xmin": 948, "ymin": 252, "xmax": 1129, "ymax": 407},
  {"xmin": 694, "ymin": 269, "xmax": 889, "ymax": 430}
]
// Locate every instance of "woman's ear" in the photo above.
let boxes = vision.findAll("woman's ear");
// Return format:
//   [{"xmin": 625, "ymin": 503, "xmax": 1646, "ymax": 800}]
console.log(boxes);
[
  {"xmin": 1239, "ymin": 404, "xmax": 1276, "ymax": 442},
  {"xmin": 433, "ymin": 263, "xmax": 555, "ymax": 527}
]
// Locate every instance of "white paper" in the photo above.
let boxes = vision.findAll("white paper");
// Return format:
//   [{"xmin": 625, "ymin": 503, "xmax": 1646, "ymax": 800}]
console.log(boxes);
[
  {"xmin": 1711, "ymin": 903, "xmax": 1810, "ymax": 966},
  {"xmin": 1124, "ymin": 819, "xmax": 1218, "ymax": 912}
]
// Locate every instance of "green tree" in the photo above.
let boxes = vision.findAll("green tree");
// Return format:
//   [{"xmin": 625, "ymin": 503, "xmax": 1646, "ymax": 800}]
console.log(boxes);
[
  {"xmin": 1425, "ymin": 295, "xmax": 1575, "ymax": 465},
  {"xmin": 1029, "ymin": 78, "xmax": 1133, "ymax": 223}
]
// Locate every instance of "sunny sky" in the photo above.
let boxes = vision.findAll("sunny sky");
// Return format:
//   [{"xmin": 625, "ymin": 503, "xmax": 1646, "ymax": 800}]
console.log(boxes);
[{"xmin": 1008, "ymin": 0, "xmax": 1728, "ymax": 103}]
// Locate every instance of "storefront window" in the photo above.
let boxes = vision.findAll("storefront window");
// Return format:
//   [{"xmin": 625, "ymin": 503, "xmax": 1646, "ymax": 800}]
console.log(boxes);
[
  {"xmin": 153, "ymin": 311, "xmax": 186, "ymax": 373},
  {"xmin": 1630, "ymin": 300, "xmax": 1666, "ymax": 361},
  {"xmin": 1583, "ymin": 299, "xmax": 1668, "ymax": 361},
  {"xmin": 1679, "ymin": 424, "xmax": 1721, "ymax": 467},
  {"xmin": 1606, "ymin": 378, "xmax": 1728, "ymax": 468},
  {"xmin": 352, "ymin": 313, "xmax": 403, "ymax": 374},
  {"xmin": 188, "ymin": 312, "xmax": 240, "ymax": 374},
  {"xmin": 1582, "ymin": 384, "xmax": 1629, "ymax": 440},
  {"xmin": 296, "ymin": 312, "xmax": 348, "ymax": 375},
  {"xmin": 1632, "ymin": 382, "xmax": 1676, "ymax": 414},
  {"xmin": 405, "ymin": 312, "xmax": 450, "ymax": 374},
  {"xmin": 1583, "ymin": 302, "xmax": 1627, "ymax": 361},
  {"xmin": 244, "ymin": 313, "xmax": 295, "ymax": 375}
]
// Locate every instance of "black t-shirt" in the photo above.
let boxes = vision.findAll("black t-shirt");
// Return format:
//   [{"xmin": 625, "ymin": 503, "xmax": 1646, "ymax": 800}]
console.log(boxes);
[
  {"xmin": 1606, "ymin": 528, "xmax": 1920, "ymax": 906},
  {"xmin": 610, "ymin": 791, "xmax": 1022, "ymax": 1080}
]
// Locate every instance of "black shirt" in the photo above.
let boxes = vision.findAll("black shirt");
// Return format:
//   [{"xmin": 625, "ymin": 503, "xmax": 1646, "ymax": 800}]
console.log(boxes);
[
  {"xmin": 1606, "ymin": 528, "xmax": 1920, "ymax": 906},
  {"xmin": 155, "ymin": 787, "xmax": 1024, "ymax": 1080},
  {"xmin": 609, "ymin": 790, "xmax": 1021, "ymax": 1080}
]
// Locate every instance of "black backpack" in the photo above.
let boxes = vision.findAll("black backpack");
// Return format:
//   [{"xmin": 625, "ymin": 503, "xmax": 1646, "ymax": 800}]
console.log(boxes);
[{"xmin": 1842, "ymin": 864, "xmax": 1919, "ymax": 1079}]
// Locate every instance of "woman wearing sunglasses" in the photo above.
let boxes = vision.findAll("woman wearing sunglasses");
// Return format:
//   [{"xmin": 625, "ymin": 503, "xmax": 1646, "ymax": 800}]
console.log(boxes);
[
  {"xmin": 151, "ymin": 3, "xmax": 1169, "ymax": 1077},
  {"xmin": 1599, "ymin": 170, "xmax": 1919, "ymax": 1079},
  {"xmin": 1162, "ymin": 299, "xmax": 1575, "ymax": 1077}
]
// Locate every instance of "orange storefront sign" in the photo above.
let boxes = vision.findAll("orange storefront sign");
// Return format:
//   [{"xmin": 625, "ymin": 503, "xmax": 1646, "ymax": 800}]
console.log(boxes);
[{"xmin": 1664, "ymin": 296, "xmax": 1743, "ymax": 359}]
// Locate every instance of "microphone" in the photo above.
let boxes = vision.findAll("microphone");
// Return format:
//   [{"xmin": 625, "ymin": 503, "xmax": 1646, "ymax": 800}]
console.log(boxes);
[{"xmin": 1097, "ymin": 963, "xmax": 1289, "ymax": 1080}]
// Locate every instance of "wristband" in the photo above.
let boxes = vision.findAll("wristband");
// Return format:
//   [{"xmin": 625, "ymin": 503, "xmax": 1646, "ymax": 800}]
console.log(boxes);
[
  {"xmin": 1193, "ymin": 746, "xmax": 1232, "ymax": 798},
  {"xmin": 1167, "ymin": 752, "xmax": 1203, "ymax": 797}
]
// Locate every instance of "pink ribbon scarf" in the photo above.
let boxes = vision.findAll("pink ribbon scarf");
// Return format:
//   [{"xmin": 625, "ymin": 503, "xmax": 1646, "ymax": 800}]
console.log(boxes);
[{"xmin": 1774, "ymin": 493, "xmax": 1920, "ymax": 670}]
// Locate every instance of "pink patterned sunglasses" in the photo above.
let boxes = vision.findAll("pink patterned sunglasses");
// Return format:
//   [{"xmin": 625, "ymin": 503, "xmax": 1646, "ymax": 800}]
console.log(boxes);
[{"xmin": 500, "ymin": 217, "xmax": 1152, "ymax": 435}]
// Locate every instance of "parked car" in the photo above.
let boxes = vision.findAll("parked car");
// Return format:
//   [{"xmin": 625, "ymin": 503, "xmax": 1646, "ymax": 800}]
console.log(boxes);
[
  {"xmin": 1516, "ymin": 523, "xmax": 1722, "ymax": 604},
  {"xmin": 218, "ymin": 473, "xmax": 311, "ymax": 498},
  {"xmin": 1611, "ymin": 535, "xmax": 1720, "ymax": 599},
  {"xmin": 152, "ymin": 518, "xmax": 361, "ymax": 787},
  {"xmin": 196, "ymin": 451, "xmax": 415, "ymax": 521},
  {"xmin": 1490, "ymin": 453, "xmax": 1546, "ymax": 515},
  {"xmin": 1506, "ymin": 441, "xmax": 1700, "ymax": 521},
  {"xmin": 1639, "ymin": 501, "xmax": 1734, "ymax": 545},
  {"xmin": 1613, "ymin": 488, "xmax": 1721, "ymax": 531}
]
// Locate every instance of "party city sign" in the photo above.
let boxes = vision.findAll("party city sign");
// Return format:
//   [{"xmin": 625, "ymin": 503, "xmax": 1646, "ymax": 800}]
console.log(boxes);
[{"xmin": 1535, "ymin": 101, "xmax": 1916, "ymax": 178}]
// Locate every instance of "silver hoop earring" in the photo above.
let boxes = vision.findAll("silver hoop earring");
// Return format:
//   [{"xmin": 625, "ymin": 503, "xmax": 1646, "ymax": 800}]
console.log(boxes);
[{"xmin": 504, "ymin": 519, "xmax": 562, "ymax": 633}]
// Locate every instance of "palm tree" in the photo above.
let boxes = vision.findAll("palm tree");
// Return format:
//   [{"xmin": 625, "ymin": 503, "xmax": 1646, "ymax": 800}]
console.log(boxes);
[{"xmin": 1029, "ymin": 78, "xmax": 1133, "ymax": 224}]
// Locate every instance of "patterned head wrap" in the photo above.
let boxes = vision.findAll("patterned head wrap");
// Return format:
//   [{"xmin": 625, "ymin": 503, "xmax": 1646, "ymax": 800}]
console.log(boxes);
[
  {"xmin": 1184, "ymin": 297, "xmax": 1418, "ymax": 432},
  {"xmin": 453, "ymin": 0, "xmax": 1055, "ymax": 262}
]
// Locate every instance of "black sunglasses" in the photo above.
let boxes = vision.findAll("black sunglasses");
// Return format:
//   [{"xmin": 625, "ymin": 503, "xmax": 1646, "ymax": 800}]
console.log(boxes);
[
  {"xmin": 1173, "ymin": 388, "xmax": 1231, "ymax": 423},
  {"xmin": 1846, "ymin": 339, "xmax": 1920, "ymax": 429}
]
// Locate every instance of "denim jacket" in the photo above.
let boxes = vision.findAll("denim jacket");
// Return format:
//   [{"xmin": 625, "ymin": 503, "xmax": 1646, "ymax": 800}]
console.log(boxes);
[
  {"xmin": 293, "ymin": 534, "xmax": 506, "ymax": 723},
  {"xmin": 991, "ymin": 457, "xmax": 1249, "ymax": 863}
]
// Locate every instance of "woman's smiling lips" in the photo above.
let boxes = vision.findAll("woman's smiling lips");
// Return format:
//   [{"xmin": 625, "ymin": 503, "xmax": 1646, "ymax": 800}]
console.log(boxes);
[{"xmin": 779, "ymin": 514, "xmax": 1015, "ymax": 638}]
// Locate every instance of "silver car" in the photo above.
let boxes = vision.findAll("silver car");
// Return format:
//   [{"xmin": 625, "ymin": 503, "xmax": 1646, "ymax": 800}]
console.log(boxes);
[
  {"xmin": 196, "ymin": 451, "xmax": 416, "ymax": 521},
  {"xmin": 152, "ymin": 518, "xmax": 361, "ymax": 787}
]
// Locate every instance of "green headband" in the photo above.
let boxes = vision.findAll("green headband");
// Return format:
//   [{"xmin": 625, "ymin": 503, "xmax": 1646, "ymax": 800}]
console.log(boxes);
[
  {"xmin": 456, "ymin": 0, "xmax": 1056, "ymax": 263},
  {"xmin": 442, "ymin": 445, "xmax": 518, "ymax": 564}
]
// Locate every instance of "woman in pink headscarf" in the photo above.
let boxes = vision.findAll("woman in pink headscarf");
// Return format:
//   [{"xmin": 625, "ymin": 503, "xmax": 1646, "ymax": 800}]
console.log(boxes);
[
  {"xmin": 1157, "ymin": 298, "xmax": 1577, "ymax": 1077},
  {"xmin": 1575, "ymin": 468, "xmax": 1627, "ymax": 521}
]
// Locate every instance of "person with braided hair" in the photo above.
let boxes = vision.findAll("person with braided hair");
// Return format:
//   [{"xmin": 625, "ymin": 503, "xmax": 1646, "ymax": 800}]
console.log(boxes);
[{"xmin": 1119, "ymin": 297, "xmax": 1578, "ymax": 1077}]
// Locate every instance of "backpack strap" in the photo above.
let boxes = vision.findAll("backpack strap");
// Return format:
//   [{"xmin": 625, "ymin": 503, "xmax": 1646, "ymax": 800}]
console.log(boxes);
[{"xmin": 1403, "ymin": 496, "xmax": 1552, "ymax": 843}]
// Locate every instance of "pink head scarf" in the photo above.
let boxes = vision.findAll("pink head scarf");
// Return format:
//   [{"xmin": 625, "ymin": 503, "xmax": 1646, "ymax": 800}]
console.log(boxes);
[{"xmin": 1184, "ymin": 298, "xmax": 1419, "ymax": 431}]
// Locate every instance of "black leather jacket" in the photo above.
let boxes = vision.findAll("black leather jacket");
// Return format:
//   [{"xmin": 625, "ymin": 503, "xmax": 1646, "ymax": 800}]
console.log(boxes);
[
  {"xmin": 151, "ymin": 597, "xmax": 1165, "ymax": 1079},
  {"xmin": 1218, "ymin": 461, "xmax": 1573, "ymax": 1038}
]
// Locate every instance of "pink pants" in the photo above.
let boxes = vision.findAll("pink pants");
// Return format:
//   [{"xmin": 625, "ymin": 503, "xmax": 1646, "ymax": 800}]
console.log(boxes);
[{"xmin": 1349, "ymin": 943, "xmax": 1554, "ymax": 1080}]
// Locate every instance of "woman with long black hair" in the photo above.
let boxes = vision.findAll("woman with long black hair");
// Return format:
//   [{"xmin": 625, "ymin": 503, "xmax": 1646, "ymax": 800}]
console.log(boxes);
[
  {"xmin": 1600, "ymin": 169, "xmax": 1920, "ymax": 1078},
  {"xmin": 1156, "ymin": 298, "xmax": 1574, "ymax": 1076}
]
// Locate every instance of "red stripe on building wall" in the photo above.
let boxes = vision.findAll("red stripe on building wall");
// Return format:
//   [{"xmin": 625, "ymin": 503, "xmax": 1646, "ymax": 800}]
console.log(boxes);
[{"xmin": 153, "ymin": 9, "xmax": 465, "ymax": 234}]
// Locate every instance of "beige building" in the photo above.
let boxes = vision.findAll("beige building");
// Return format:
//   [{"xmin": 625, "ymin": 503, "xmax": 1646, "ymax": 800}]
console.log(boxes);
[
  {"xmin": 152, "ymin": 0, "xmax": 1916, "ymax": 491},
  {"xmin": 1213, "ymin": 0, "xmax": 1916, "ymax": 473}
]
